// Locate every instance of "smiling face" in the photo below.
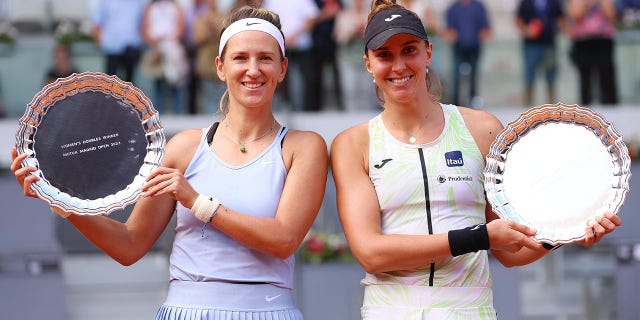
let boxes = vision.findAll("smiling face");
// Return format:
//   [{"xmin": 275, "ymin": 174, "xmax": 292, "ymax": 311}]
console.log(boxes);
[
  {"xmin": 364, "ymin": 33, "xmax": 432, "ymax": 104},
  {"xmin": 216, "ymin": 30, "xmax": 287, "ymax": 109}
]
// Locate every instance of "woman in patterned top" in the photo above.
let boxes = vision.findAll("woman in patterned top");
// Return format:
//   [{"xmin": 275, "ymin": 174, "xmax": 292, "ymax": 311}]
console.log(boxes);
[{"xmin": 330, "ymin": 1, "xmax": 621, "ymax": 319}]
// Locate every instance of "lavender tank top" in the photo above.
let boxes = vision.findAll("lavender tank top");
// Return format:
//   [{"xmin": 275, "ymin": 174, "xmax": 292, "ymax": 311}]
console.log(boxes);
[{"xmin": 168, "ymin": 124, "xmax": 293, "ymax": 289}]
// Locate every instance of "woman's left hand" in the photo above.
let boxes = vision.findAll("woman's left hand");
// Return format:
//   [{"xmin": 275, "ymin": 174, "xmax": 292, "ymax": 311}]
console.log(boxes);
[
  {"xmin": 580, "ymin": 212, "xmax": 621, "ymax": 247},
  {"xmin": 141, "ymin": 166, "xmax": 199, "ymax": 209}
]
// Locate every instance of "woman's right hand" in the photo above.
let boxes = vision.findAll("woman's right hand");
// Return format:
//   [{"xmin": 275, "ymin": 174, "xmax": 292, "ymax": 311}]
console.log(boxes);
[
  {"xmin": 486, "ymin": 218, "xmax": 542, "ymax": 253},
  {"xmin": 10, "ymin": 147, "xmax": 40, "ymax": 198},
  {"xmin": 141, "ymin": 166, "xmax": 199, "ymax": 210}
]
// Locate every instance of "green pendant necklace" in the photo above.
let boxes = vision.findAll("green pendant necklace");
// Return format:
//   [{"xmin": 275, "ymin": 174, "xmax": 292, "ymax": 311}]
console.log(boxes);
[{"xmin": 225, "ymin": 119, "xmax": 276, "ymax": 153}]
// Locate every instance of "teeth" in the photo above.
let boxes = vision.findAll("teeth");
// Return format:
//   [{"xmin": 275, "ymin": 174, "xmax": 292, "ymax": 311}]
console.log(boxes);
[
  {"xmin": 244, "ymin": 83, "xmax": 262, "ymax": 89},
  {"xmin": 390, "ymin": 76, "xmax": 411, "ymax": 84}
]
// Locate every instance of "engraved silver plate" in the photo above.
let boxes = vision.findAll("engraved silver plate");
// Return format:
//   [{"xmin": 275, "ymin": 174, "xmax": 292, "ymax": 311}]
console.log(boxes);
[
  {"xmin": 15, "ymin": 72, "xmax": 165, "ymax": 215},
  {"xmin": 484, "ymin": 103, "xmax": 631, "ymax": 245}
]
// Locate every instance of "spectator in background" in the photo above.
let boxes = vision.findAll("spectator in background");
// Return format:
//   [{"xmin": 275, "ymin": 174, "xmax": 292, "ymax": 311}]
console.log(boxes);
[
  {"xmin": 400, "ymin": 0, "xmax": 442, "ymax": 35},
  {"xmin": 617, "ymin": 0, "xmax": 640, "ymax": 9},
  {"xmin": 262, "ymin": 0, "xmax": 319, "ymax": 111},
  {"xmin": 308, "ymin": 0, "xmax": 344, "ymax": 111},
  {"xmin": 334, "ymin": 0, "xmax": 377, "ymax": 111},
  {"xmin": 567, "ymin": 0, "xmax": 619, "ymax": 106},
  {"xmin": 233, "ymin": 0, "xmax": 263, "ymax": 10},
  {"xmin": 44, "ymin": 44, "xmax": 78, "ymax": 85},
  {"xmin": 142, "ymin": 0, "xmax": 188, "ymax": 114},
  {"xmin": 92, "ymin": 0, "xmax": 146, "ymax": 84},
  {"xmin": 515, "ymin": 0, "xmax": 565, "ymax": 107},
  {"xmin": 443, "ymin": 0, "xmax": 491, "ymax": 109},
  {"xmin": 617, "ymin": 0, "xmax": 640, "ymax": 31},
  {"xmin": 184, "ymin": 0, "xmax": 210, "ymax": 114},
  {"xmin": 193, "ymin": 0, "xmax": 225, "ymax": 114}
]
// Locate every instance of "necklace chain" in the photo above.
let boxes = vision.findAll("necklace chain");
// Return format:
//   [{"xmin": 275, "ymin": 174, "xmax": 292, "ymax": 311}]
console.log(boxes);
[{"xmin": 224, "ymin": 119, "xmax": 276, "ymax": 153}]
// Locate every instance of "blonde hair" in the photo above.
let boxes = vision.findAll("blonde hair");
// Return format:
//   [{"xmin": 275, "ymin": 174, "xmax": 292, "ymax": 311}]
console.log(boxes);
[{"xmin": 217, "ymin": 6, "xmax": 285, "ymax": 117}]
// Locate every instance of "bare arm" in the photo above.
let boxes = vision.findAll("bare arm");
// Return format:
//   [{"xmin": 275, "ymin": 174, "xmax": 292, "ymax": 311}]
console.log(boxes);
[
  {"xmin": 514, "ymin": 16, "xmax": 529, "ymax": 36},
  {"xmin": 174, "ymin": 4, "xmax": 187, "ymax": 41},
  {"xmin": 600, "ymin": 0, "xmax": 618, "ymax": 21},
  {"xmin": 141, "ymin": 5, "xmax": 154, "ymax": 46},
  {"xmin": 423, "ymin": 6, "xmax": 443, "ymax": 36},
  {"xmin": 10, "ymin": 129, "xmax": 202, "ymax": 266},
  {"xmin": 65, "ymin": 129, "xmax": 205, "ymax": 265},
  {"xmin": 91, "ymin": 26, "xmax": 101, "ymax": 46},
  {"xmin": 331, "ymin": 124, "xmax": 452, "ymax": 274},
  {"xmin": 566, "ymin": 0, "xmax": 616, "ymax": 20},
  {"xmin": 205, "ymin": 131, "xmax": 327, "ymax": 259},
  {"xmin": 479, "ymin": 27, "xmax": 492, "ymax": 42}
]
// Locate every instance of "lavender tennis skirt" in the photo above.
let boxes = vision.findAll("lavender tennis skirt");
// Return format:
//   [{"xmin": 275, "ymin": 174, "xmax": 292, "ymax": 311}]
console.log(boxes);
[{"xmin": 155, "ymin": 281, "xmax": 303, "ymax": 320}]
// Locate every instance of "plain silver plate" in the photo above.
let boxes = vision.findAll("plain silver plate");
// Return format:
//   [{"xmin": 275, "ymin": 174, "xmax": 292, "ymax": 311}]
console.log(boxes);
[
  {"xmin": 15, "ymin": 72, "xmax": 165, "ymax": 215},
  {"xmin": 484, "ymin": 103, "xmax": 631, "ymax": 245}
]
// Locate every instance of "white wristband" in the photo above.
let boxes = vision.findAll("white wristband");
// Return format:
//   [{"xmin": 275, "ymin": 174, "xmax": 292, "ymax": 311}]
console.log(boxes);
[{"xmin": 192, "ymin": 194, "xmax": 221, "ymax": 223}]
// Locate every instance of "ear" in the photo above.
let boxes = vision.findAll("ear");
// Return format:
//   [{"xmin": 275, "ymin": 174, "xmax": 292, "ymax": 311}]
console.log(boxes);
[
  {"xmin": 277, "ymin": 57, "xmax": 288, "ymax": 83},
  {"xmin": 215, "ymin": 56, "xmax": 226, "ymax": 82},
  {"xmin": 364, "ymin": 54, "xmax": 372, "ymax": 74},
  {"xmin": 426, "ymin": 42, "xmax": 433, "ymax": 66}
]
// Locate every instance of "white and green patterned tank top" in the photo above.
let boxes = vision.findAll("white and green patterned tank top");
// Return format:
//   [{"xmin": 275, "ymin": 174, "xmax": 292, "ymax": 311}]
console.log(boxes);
[{"xmin": 365, "ymin": 103, "xmax": 492, "ymax": 288}]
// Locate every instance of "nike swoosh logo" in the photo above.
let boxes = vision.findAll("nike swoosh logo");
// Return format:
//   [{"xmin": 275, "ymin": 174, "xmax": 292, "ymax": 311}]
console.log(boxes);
[
  {"xmin": 265, "ymin": 294, "xmax": 281, "ymax": 302},
  {"xmin": 385, "ymin": 15, "xmax": 402, "ymax": 22},
  {"xmin": 471, "ymin": 224, "xmax": 482, "ymax": 231},
  {"xmin": 373, "ymin": 158, "xmax": 393, "ymax": 169},
  {"xmin": 246, "ymin": 22, "xmax": 261, "ymax": 26}
]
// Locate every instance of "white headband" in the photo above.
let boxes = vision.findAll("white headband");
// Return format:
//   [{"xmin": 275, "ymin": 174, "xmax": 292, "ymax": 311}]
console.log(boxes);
[{"xmin": 218, "ymin": 18, "xmax": 285, "ymax": 57}]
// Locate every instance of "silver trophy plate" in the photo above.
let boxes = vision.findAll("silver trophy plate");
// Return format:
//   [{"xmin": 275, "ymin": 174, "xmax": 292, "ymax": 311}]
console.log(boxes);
[
  {"xmin": 484, "ymin": 103, "xmax": 631, "ymax": 245},
  {"xmin": 15, "ymin": 72, "xmax": 165, "ymax": 215}
]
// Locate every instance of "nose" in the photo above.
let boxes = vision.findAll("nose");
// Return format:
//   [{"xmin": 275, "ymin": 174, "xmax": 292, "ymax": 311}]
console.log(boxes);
[
  {"xmin": 247, "ymin": 58, "xmax": 260, "ymax": 77},
  {"xmin": 391, "ymin": 56, "xmax": 406, "ymax": 72}
]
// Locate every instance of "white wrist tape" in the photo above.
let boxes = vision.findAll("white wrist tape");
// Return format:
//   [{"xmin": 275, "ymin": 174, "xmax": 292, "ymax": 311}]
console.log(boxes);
[
  {"xmin": 192, "ymin": 194, "xmax": 221, "ymax": 223},
  {"xmin": 51, "ymin": 207, "xmax": 71, "ymax": 219}
]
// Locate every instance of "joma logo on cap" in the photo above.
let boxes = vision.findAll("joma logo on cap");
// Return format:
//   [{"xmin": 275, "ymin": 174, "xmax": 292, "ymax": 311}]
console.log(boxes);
[{"xmin": 385, "ymin": 14, "xmax": 402, "ymax": 22}]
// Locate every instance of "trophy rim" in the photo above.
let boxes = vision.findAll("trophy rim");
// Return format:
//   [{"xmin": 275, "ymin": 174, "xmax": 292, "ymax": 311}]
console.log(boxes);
[
  {"xmin": 14, "ymin": 72, "xmax": 166, "ymax": 215},
  {"xmin": 484, "ymin": 103, "xmax": 631, "ymax": 245}
]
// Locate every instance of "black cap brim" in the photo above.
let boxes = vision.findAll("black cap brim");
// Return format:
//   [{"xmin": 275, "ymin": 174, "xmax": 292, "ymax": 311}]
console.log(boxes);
[
  {"xmin": 364, "ymin": 8, "xmax": 429, "ymax": 51},
  {"xmin": 366, "ymin": 27, "xmax": 429, "ymax": 50}
]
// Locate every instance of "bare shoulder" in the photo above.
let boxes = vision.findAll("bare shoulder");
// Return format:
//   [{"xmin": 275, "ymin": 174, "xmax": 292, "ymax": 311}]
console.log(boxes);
[
  {"xmin": 163, "ymin": 128, "xmax": 203, "ymax": 170},
  {"xmin": 283, "ymin": 129, "xmax": 327, "ymax": 153},
  {"xmin": 331, "ymin": 122, "xmax": 369, "ymax": 155},
  {"xmin": 458, "ymin": 107, "xmax": 504, "ymax": 157},
  {"xmin": 281, "ymin": 129, "xmax": 328, "ymax": 170},
  {"xmin": 330, "ymin": 122, "xmax": 369, "ymax": 172}
]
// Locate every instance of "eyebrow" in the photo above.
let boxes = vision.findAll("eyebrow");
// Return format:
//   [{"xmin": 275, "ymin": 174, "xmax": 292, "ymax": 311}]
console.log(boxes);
[
  {"xmin": 375, "ymin": 39, "xmax": 420, "ymax": 51},
  {"xmin": 228, "ymin": 50, "xmax": 278, "ymax": 55}
]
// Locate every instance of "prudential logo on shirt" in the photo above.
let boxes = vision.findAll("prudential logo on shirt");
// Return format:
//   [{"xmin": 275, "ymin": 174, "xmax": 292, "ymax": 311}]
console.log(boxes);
[{"xmin": 445, "ymin": 150, "xmax": 464, "ymax": 167}]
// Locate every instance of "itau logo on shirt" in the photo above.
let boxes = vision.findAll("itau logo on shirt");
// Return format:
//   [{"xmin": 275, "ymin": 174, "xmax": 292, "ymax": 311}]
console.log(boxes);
[{"xmin": 445, "ymin": 151, "xmax": 464, "ymax": 167}]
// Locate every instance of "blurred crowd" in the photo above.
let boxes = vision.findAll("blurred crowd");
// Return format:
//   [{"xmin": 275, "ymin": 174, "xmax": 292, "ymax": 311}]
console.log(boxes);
[{"xmin": 29, "ymin": 0, "xmax": 640, "ymax": 116}]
